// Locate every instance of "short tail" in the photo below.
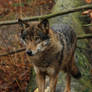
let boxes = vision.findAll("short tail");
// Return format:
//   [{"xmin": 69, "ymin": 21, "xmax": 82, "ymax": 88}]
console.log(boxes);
[
  {"xmin": 70, "ymin": 65, "xmax": 81, "ymax": 79},
  {"xmin": 71, "ymin": 70, "xmax": 81, "ymax": 79}
]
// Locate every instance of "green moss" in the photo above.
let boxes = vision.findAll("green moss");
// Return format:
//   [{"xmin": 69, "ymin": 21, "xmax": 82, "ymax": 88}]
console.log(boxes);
[{"xmin": 50, "ymin": 0, "xmax": 92, "ymax": 91}]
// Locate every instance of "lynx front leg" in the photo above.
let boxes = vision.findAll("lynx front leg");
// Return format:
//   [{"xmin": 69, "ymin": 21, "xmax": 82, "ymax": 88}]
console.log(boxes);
[
  {"xmin": 49, "ymin": 75, "xmax": 58, "ymax": 92},
  {"xmin": 64, "ymin": 74, "xmax": 71, "ymax": 92},
  {"xmin": 36, "ymin": 72, "xmax": 45, "ymax": 92}
]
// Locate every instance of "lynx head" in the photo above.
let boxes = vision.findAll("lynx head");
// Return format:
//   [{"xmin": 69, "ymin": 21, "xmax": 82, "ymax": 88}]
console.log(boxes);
[{"xmin": 18, "ymin": 19, "xmax": 50, "ymax": 56}]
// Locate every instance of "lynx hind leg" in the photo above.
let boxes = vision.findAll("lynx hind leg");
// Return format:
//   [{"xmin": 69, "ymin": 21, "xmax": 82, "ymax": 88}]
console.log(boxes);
[
  {"xmin": 49, "ymin": 75, "xmax": 58, "ymax": 92},
  {"xmin": 64, "ymin": 74, "xmax": 71, "ymax": 92},
  {"xmin": 70, "ymin": 56, "xmax": 81, "ymax": 79}
]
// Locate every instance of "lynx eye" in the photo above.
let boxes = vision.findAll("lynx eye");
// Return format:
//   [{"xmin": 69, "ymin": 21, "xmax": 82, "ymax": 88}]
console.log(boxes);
[{"xmin": 34, "ymin": 36, "xmax": 40, "ymax": 43}]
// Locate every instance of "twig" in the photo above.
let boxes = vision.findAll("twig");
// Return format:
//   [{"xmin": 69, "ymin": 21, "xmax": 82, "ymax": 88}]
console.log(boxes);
[
  {"xmin": 77, "ymin": 33, "xmax": 92, "ymax": 39},
  {"xmin": 0, "ymin": 33, "xmax": 92, "ymax": 57},
  {"xmin": 83, "ymin": 23, "xmax": 92, "ymax": 27},
  {"xmin": 15, "ymin": 79, "xmax": 23, "ymax": 92},
  {"xmin": 77, "ymin": 46, "xmax": 92, "ymax": 51},
  {"xmin": 0, "ymin": 4, "xmax": 92, "ymax": 26},
  {"xmin": 0, "ymin": 48, "xmax": 26, "ymax": 57}
]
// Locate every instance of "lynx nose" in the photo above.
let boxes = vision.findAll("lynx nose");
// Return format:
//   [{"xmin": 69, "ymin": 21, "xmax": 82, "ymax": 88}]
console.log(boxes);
[{"xmin": 26, "ymin": 50, "xmax": 33, "ymax": 56}]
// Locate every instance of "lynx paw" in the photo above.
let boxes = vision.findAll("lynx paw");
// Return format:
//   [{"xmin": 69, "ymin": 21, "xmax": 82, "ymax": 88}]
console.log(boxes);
[
  {"xmin": 34, "ymin": 87, "xmax": 50, "ymax": 92},
  {"xmin": 34, "ymin": 88, "xmax": 38, "ymax": 92},
  {"xmin": 45, "ymin": 87, "xmax": 50, "ymax": 92}
]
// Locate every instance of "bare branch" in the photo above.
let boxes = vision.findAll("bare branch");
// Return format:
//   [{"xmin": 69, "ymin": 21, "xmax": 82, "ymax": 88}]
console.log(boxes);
[
  {"xmin": 83, "ymin": 23, "xmax": 92, "ymax": 27},
  {"xmin": 0, "ymin": 4, "xmax": 92, "ymax": 56},
  {"xmin": 0, "ymin": 33, "xmax": 92, "ymax": 57},
  {"xmin": 0, "ymin": 4, "xmax": 92, "ymax": 26},
  {"xmin": 77, "ymin": 33, "xmax": 92, "ymax": 39},
  {"xmin": 0, "ymin": 48, "xmax": 26, "ymax": 57}
]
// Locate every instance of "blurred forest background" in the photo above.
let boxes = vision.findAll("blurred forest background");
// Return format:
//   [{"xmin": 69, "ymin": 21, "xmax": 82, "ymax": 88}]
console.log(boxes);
[
  {"xmin": 0, "ymin": 0, "xmax": 55, "ymax": 92},
  {"xmin": 0, "ymin": 0, "xmax": 92, "ymax": 92}
]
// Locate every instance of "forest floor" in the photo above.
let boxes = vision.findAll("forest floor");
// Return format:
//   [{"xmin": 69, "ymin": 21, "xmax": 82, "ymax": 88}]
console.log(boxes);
[
  {"xmin": 34, "ymin": 72, "xmax": 83, "ymax": 92},
  {"xmin": 0, "ymin": 0, "xmax": 55, "ymax": 92}
]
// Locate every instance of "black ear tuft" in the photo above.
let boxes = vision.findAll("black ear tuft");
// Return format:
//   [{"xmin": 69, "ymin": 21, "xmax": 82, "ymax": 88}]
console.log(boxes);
[
  {"xmin": 18, "ymin": 18, "xmax": 30, "ymax": 28},
  {"xmin": 40, "ymin": 19, "xmax": 49, "ymax": 27},
  {"xmin": 18, "ymin": 18, "xmax": 23, "ymax": 23},
  {"xmin": 38, "ymin": 19, "xmax": 49, "ymax": 34},
  {"xmin": 18, "ymin": 18, "xmax": 24, "ymax": 27}
]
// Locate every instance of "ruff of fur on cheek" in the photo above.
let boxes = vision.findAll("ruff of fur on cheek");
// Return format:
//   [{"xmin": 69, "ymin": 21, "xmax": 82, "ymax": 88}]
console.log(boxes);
[{"xmin": 20, "ymin": 38, "xmax": 26, "ymax": 45}]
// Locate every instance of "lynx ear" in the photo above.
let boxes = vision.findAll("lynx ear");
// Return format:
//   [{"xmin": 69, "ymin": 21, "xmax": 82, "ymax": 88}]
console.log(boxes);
[
  {"xmin": 18, "ymin": 19, "xmax": 30, "ymax": 38},
  {"xmin": 38, "ymin": 19, "xmax": 49, "ymax": 34},
  {"xmin": 18, "ymin": 18, "xmax": 30, "ymax": 28}
]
